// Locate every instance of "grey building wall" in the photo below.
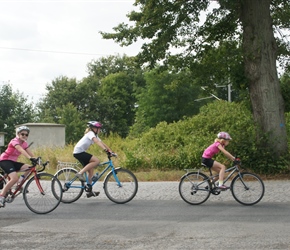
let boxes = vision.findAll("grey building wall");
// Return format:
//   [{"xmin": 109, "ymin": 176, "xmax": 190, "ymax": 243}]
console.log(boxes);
[{"xmin": 16, "ymin": 123, "xmax": 65, "ymax": 148}]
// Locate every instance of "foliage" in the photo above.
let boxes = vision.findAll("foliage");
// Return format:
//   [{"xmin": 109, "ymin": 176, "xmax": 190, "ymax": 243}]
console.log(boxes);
[
  {"xmin": 98, "ymin": 72, "xmax": 136, "ymax": 137},
  {"xmin": 101, "ymin": 0, "xmax": 290, "ymax": 157},
  {"xmin": 281, "ymin": 71, "xmax": 290, "ymax": 112},
  {"xmin": 130, "ymin": 68, "xmax": 202, "ymax": 136},
  {"xmin": 123, "ymin": 101, "xmax": 290, "ymax": 174},
  {"xmin": 36, "ymin": 55, "xmax": 146, "ymax": 142},
  {"xmin": 0, "ymin": 83, "xmax": 35, "ymax": 146}
]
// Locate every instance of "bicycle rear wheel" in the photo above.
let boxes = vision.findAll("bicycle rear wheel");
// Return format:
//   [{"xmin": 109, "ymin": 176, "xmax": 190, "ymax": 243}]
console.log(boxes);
[
  {"xmin": 231, "ymin": 172, "xmax": 265, "ymax": 205},
  {"xmin": 179, "ymin": 172, "xmax": 211, "ymax": 205},
  {"xmin": 53, "ymin": 168, "xmax": 84, "ymax": 203},
  {"xmin": 0, "ymin": 174, "xmax": 6, "ymax": 190},
  {"xmin": 23, "ymin": 173, "xmax": 62, "ymax": 214},
  {"xmin": 104, "ymin": 168, "xmax": 138, "ymax": 204}
]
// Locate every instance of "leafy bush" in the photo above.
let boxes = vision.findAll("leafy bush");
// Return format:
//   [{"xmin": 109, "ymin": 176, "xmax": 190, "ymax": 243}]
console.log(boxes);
[{"xmin": 123, "ymin": 101, "xmax": 290, "ymax": 174}]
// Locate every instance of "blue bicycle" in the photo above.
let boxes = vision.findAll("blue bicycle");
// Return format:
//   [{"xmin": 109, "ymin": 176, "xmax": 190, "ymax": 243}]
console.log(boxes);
[{"xmin": 53, "ymin": 153, "xmax": 138, "ymax": 204}]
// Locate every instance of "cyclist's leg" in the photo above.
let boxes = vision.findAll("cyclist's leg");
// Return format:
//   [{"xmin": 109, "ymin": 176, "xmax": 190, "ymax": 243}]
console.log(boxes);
[
  {"xmin": 74, "ymin": 153, "xmax": 99, "ymax": 181},
  {"xmin": 18, "ymin": 163, "xmax": 30, "ymax": 183},
  {"xmin": 0, "ymin": 161, "xmax": 23, "ymax": 200},
  {"xmin": 211, "ymin": 161, "xmax": 227, "ymax": 188}
]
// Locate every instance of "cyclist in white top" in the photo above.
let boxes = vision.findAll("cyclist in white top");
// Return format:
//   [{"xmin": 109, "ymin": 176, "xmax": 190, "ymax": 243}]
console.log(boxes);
[{"xmin": 73, "ymin": 121, "xmax": 114, "ymax": 197}]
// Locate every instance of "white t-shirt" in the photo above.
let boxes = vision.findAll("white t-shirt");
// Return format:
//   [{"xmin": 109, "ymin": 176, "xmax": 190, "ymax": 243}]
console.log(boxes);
[{"xmin": 73, "ymin": 131, "xmax": 101, "ymax": 154}]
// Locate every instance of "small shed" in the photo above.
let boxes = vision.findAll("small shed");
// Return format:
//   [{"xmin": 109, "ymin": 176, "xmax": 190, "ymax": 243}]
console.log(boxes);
[{"xmin": 16, "ymin": 123, "xmax": 65, "ymax": 148}]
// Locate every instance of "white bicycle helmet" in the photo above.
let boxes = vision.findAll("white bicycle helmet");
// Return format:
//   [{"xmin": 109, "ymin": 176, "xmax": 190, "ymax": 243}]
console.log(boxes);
[
  {"xmin": 87, "ymin": 121, "xmax": 102, "ymax": 128},
  {"xmin": 217, "ymin": 132, "xmax": 232, "ymax": 140},
  {"xmin": 16, "ymin": 125, "xmax": 30, "ymax": 134}
]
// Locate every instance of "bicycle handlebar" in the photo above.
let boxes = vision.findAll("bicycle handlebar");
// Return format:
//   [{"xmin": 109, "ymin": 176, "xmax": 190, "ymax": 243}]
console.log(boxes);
[{"xmin": 30, "ymin": 157, "xmax": 49, "ymax": 172}]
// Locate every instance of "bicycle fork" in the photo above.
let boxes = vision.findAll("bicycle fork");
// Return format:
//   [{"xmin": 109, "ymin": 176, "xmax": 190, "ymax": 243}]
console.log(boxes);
[{"xmin": 112, "ymin": 170, "xmax": 122, "ymax": 187}]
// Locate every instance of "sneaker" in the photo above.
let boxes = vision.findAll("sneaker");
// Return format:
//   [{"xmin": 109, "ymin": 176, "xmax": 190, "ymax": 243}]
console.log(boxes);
[
  {"xmin": 86, "ymin": 191, "xmax": 100, "ymax": 198},
  {"xmin": 76, "ymin": 173, "xmax": 85, "ymax": 182},
  {"xmin": 0, "ymin": 196, "xmax": 5, "ymax": 207},
  {"xmin": 218, "ymin": 184, "xmax": 229, "ymax": 190}
]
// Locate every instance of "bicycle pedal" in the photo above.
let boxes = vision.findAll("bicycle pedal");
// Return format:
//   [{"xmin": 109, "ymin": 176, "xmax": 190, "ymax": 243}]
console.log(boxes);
[{"xmin": 86, "ymin": 191, "xmax": 100, "ymax": 198}]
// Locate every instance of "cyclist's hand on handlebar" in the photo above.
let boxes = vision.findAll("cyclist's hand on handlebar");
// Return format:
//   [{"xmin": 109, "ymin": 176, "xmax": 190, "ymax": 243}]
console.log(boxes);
[
  {"xmin": 104, "ymin": 149, "xmax": 115, "ymax": 157},
  {"xmin": 234, "ymin": 157, "xmax": 241, "ymax": 165},
  {"xmin": 30, "ymin": 157, "xmax": 39, "ymax": 165}
]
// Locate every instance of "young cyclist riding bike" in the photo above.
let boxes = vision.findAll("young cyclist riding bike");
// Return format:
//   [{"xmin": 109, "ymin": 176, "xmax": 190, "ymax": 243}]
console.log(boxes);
[
  {"xmin": 73, "ymin": 121, "xmax": 115, "ymax": 198},
  {"xmin": 201, "ymin": 132, "xmax": 236, "ymax": 190}
]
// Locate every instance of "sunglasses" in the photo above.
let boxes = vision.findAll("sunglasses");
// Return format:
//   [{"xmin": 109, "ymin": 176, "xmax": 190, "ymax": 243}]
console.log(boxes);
[{"xmin": 20, "ymin": 133, "xmax": 29, "ymax": 137}]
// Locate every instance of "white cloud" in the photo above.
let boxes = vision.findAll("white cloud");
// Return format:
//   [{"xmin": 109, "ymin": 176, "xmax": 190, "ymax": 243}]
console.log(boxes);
[{"xmin": 0, "ymin": 0, "xmax": 141, "ymax": 103}]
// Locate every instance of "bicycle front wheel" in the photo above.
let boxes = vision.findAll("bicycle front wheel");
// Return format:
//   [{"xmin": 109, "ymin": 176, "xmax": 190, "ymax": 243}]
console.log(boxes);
[
  {"xmin": 179, "ymin": 172, "xmax": 211, "ymax": 205},
  {"xmin": 23, "ymin": 173, "xmax": 62, "ymax": 214},
  {"xmin": 104, "ymin": 168, "xmax": 138, "ymax": 204},
  {"xmin": 53, "ymin": 168, "xmax": 84, "ymax": 203},
  {"xmin": 231, "ymin": 172, "xmax": 265, "ymax": 205}
]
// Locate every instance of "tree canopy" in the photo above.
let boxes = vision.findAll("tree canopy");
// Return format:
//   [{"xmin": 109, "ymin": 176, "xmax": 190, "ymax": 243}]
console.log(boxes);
[{"xmin": 101, "ymin": 0, "xmax": 290, "ymax": 157}]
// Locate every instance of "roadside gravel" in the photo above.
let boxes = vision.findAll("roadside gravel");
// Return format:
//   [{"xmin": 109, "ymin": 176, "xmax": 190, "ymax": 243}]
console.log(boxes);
[{"xmin": 94, "ymin": 179, "xmax": 290, "ymax": 203}]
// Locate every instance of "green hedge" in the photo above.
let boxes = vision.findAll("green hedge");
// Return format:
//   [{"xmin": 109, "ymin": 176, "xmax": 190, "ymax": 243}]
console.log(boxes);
[{"xmin": 122, "ymin": 101, "xmax": 290, "ymax": 174}]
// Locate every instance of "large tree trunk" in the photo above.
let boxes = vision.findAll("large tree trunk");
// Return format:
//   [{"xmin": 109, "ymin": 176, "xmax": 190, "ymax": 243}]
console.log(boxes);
[{"xmin": 240, "ymin": 0, "xmax": 288, "ymax": 156}]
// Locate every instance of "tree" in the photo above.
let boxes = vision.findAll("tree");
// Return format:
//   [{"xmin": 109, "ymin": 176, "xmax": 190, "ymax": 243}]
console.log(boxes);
[
  {"xmin": 98, "ymin": 72, "xmax": 136, "ymax": 137},
  {"xmin": 281, "ymin": 71, "xmax": 290, "ymax": 112},
  {"xmin": 36, "ymin": 55, "xmax": 146, "ymax": 139},
  {"xmin": 101, "ymin": 0, "xmax": 290, "ymax": 157},
  {"xmin": 0, "ymin": 83, "xmax": 35, "ymax": 145},
  {"xmin": 130, "ymin": 68, "xmax": 202, "ymax": 136},
  {"xmin": 56, "ymin": 103, "xmax": 84, "ymax": 144}
]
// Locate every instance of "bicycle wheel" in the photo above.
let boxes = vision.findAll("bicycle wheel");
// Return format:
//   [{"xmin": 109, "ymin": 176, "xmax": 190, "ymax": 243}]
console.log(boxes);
[
  {"xmin": 23, "ymin": 173, "xmax": 62, "ymax": 214},
  {"xmin": 53, "ymin": 168, "xmax": 84, "ymax": 203},
  {"xmin": 231, "ymin": 172, "xmax": 265, "ymax": 205},
  {"xmin": 104, "ymin": 168, "xmax": 138, "ymax": 204},
  {"xmin": 179, "ymin": 172, "xmax": 211, "ymax": 205},
  {"xmin": 0, "ymin": 174, "xmax": 6, "ymax": 190}
]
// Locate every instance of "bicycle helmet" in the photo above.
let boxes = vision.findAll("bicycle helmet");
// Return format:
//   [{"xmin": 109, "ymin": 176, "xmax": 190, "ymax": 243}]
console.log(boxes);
[
  {"xmin": 217, "ymin": 132, "xmax": 232, "ymax": 140},
  {"xmin": 16, "ymin": 125, "xmax": 30, "ymax": 134},
  {"xmin": 87, "ymin": 121, "xmax": 102, "ymax": 128}
]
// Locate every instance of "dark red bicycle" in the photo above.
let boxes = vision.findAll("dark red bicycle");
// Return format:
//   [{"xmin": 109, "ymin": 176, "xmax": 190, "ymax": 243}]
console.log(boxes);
[{"xmin": 0, "ymin": 157, "xmax": 63, "ymax": 214}]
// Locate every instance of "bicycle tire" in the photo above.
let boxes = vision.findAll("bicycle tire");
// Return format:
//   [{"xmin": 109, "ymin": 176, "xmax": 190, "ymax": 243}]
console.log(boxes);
[
  {"xmin": 0, "ymin": 174, "xmax": 6, "ymax": 190},
  {"xmin": 231, "ymin": 172, "xmax": 265, "ymax": 205},
  {"xmin": 104, "ymin": 168, "xmax": 138, "ymax": 204},
  {"xmin": 179, "ymin": 171, "xmax": 211, "ymax": 205},
  {"xmin": 53, "ymin": 168, "xmax": 84, "ymax": 203},
  {"xmin": 23, "ymin": 173, "xmax": 62, "ymax": 214}
]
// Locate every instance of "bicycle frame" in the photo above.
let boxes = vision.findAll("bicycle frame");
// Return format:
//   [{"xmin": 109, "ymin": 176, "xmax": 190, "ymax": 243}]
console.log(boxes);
[
  {"xmin": 186, "ymin": 164, "xmax": 242, "ymax": 191},
  {"xmin": 210, "ymin": 165, "xmax": 241, "ymax": 185},
  {"xmin": 64, "ymin": 157, "xmax": 121, "ymax": 190},
  {"xmin": 1, "ymin": 158, "xmax": 48, "ymax": 202}
]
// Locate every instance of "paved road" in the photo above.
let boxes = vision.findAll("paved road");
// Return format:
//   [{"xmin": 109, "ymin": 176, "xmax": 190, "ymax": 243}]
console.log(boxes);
[{"xmin": 1, "ymin": 180, "xmax": 290, "ymax": 249}]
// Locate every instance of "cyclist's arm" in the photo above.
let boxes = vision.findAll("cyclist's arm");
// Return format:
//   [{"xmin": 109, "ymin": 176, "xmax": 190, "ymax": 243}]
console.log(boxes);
[
  {"xmin": 92, "ymin": 137, "xmax": 112, "ymax": 151},
  {"xmin": 15, "ymin": 145, "xmax": 34, "ymax": 159},
  {"xmin": 218, "ymin": 144, "xmax": 235, "ymax": 161}
]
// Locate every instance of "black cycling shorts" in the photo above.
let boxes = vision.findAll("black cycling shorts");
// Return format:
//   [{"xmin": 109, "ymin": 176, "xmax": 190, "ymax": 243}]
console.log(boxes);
[
  {"xmin": 0, "ymin": 160, "xmax": 24, "ymax": 174},
  {"xmin": 73, "ymin": 152, "xmax": 93, "ymax": 167},
  {"xmin": 201, "ymin": 157, "xmax": 214, "ymax": 168}
]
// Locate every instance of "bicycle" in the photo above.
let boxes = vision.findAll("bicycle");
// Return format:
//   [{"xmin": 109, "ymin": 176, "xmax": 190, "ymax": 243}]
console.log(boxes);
[
  {"xmin": 179, "ymin": 160, "xmax": 265, "ymax": 206},
  {"xmin": 0, "ymin": 157, "xmax": 63, "ymax": 214},
  {"xmin": 53, "ymin": 152, "xmax": 138, "ymax": 204}
]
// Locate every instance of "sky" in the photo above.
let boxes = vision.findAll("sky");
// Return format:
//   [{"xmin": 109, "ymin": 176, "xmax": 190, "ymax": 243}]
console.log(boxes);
[{"xmin": 0, "ymin": 0, "xmax": 143, "ymax": 103}]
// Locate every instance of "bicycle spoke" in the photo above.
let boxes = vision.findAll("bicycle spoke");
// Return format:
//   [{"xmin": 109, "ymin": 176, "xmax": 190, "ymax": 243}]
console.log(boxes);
[
  {"xmin": 54, "ymin": 168, "xmax": 84, "ymax": 203},
  {"xmin": 104, "ymin": 168, "xmax": 138, "ymax": 204},
  {"xmin": 231, "ymin": 172, "xmax": 265, "ymax": 205},
  {"xmin": 179, "ymin": 172, "xmax": 211, "ymax": 205},
  {"xmin": 23, "ymin": 173, "xmax": 62, "ymax": 214}
]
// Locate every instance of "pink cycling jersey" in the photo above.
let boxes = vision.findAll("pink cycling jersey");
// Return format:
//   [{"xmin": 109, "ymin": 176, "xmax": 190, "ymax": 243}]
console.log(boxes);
[
  {"xmin": 202, "ymin": 141, "xmax": 224, "ymax": 159},
  {"xmin": 0, "ymin": 137, "xmax": 28, "ymax": 162}
]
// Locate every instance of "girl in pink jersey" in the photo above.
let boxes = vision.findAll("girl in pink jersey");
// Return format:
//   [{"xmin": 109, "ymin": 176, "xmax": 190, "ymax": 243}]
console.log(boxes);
[
  {"xmin": 0, "ymin": 126, "xmax": 37, "ymax": 207},
  {"xmin": 202, "ymin": 132, "xmax": 235, "ymax": 190}
]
